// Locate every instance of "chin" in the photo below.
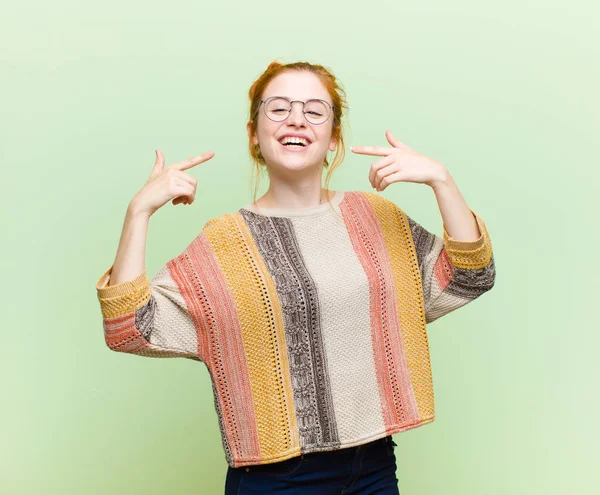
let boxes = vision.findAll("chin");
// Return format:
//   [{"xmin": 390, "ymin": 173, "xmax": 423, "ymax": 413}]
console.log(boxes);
[
  {"xmin": 263, "ymin": 151, "xmax": 324, "ymax": 172},
  {"xmin": 274, "ymin": 158, "xmax": 324, "ymax": 174}
]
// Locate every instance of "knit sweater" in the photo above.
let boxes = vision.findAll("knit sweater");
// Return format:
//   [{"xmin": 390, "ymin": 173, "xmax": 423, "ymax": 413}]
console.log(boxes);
[{"xmin": 95, "ymin": 190, "xmax": 495, "ymax": 468}]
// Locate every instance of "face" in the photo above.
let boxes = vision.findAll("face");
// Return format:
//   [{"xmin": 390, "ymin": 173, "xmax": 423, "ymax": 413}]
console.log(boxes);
[{"xmin": 247, "ymin": 71, "xmax": 337, "ymax": 176}]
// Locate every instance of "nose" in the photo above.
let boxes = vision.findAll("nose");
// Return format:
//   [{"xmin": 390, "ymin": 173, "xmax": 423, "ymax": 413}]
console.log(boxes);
[{"xmin": 286, "ymin": 101, "xmax": 307, "ymax": 127}]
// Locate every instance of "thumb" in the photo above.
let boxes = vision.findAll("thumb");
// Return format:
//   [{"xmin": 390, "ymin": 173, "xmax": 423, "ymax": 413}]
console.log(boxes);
[
  {"xmin": 385, "ymin": 129, "xmax": 402, "ymax": 148},
  {"xmin": 150, "ymin": 149, "xmax": 165, "ymax": 177},
  {"xmin": 386, "ymin": 129, "xmax": 411, "ymax": 151}
]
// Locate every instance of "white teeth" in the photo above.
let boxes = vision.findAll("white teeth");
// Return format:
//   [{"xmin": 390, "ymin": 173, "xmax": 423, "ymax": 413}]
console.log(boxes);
[{"xmin": 279, "ymin": 136, "xmax": 309, "ymax": 146}]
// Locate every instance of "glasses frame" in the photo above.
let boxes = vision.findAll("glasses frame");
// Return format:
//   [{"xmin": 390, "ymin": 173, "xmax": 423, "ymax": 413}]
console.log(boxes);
[{"xmin": 258, "ymin": 96, "xmax": 335, "ymax": 125}]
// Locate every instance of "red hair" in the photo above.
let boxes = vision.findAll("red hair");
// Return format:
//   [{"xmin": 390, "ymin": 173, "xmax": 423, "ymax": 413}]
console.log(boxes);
[{"xmin": 247, "ymin": 60, "xmax": 348, "ymax": 203}]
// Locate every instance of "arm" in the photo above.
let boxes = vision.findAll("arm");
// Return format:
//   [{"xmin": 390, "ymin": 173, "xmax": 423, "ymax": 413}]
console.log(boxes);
[
  {"xmin": 108, "ymin": 203, "xmax": 150, "ymax": 286},
  {"xmin": 95, "ymin": 149, "xmax": 216, "ymax": 360},
  {"xmin": 392, "ymin": 177, "xmax": 495, "ymax": 325},
  {"xmin": 408, "ymin": 170, "xmax": 496, "ymax": 323},
  {"xmin": 95, "ymin": 203, "xmax": 202, "ymax": 360},
  {"xmin": 430, "ymin": 172, "xmax": 483, "ymax": 244},
  {"xmin": 406, "ymin": 209, "xmax": 496, "ymax": 324}
]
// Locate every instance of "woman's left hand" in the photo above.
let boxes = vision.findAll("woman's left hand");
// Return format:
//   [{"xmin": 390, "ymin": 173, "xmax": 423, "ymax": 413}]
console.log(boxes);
[{"xmin": 351, "ymin": 130, "xmax": 449, "ymax": 191}]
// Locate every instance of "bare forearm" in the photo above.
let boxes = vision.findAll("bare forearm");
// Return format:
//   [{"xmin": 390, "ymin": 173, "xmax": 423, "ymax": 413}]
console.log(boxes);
[
  {"xmin": 108, "ymin": 203, "xmax": 151, "ymax": 286},
  {"xmin": 430, "ymin": 173, "xmax": 481, "ymax": 241}
]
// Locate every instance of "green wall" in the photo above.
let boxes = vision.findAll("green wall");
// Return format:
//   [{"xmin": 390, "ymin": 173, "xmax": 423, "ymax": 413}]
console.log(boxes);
[{"xmin": 2, "ymin": 1, "xmax": 598, "ymax": 493}]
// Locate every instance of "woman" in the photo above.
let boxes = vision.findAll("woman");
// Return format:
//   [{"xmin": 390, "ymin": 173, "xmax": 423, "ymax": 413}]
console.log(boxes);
[{"xmin": 95, "ymin": 61, "xmax": 496, "ymax": 494}]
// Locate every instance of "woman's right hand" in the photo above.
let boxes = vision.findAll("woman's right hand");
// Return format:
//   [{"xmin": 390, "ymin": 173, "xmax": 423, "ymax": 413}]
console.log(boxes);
[{"xmin": 129, "ymin": 149, "xmax": 216, "ymax": 216}]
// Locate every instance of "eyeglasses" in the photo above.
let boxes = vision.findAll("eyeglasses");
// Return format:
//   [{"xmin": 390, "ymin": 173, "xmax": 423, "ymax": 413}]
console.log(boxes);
[{"xmin": 258, "ymin": 96, "xmax": 334, "ymax": 125}]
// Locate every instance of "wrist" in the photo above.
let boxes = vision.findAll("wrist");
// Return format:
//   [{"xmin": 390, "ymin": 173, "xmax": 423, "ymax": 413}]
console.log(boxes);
[
  {"xmin": 429, "ymin": 168, "xmax": 453, "ymax": 191},
  {"xmin": 127, "ymin": 199, "xmax": 153, "ymax": 220}
]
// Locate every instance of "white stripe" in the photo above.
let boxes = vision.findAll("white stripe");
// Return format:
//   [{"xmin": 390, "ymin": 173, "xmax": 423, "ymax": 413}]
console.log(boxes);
[
  {"xmin": 290, "ymin": 212, "xmax": 385, "ymax": 444},
  {"xmin": 148, "ymin": 265, "xmax": 199, "ymax": 359}
]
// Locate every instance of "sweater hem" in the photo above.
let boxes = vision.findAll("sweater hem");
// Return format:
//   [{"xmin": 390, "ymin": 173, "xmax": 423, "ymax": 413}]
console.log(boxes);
[{"xmin": 228, "ymin": 415, "xmax": 435, "ymax": 468}]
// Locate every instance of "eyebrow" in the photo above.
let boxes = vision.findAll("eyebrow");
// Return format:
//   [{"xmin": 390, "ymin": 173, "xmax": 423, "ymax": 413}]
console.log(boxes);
[{"xmin": 265, "ymin": 95, "xmax": 333, "ymax": 105}]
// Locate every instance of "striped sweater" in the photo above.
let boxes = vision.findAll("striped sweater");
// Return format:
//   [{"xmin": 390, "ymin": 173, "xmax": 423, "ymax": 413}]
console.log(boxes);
[{"xmin": 95, "ymin": 190, "xmax": 495, "ymax": 468}]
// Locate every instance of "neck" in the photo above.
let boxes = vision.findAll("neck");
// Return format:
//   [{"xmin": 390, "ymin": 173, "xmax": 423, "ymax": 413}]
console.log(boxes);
[{"xmin": 254, "ymin": 174, "xmax": 331, "ymax": 210}]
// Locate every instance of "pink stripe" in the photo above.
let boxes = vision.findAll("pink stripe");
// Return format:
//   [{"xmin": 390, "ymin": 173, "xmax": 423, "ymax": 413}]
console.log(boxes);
[
  {"xmin": 341, "ymin": 192, "xmax": 420, "ymax": 430},
  {"xmin": 104, "ymin": 313, "xmax": 150, "ymax": 353},
  {"xmin": 169, "ymin": 233, "xmax": 261, "ymax": 466},
  {"xmin": 434, "ymin": 249, "xmax": 454, "ymax": 291}
]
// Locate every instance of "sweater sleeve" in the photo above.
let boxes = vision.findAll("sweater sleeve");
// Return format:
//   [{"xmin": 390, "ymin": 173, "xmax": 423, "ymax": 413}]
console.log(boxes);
[
  {"xmin": 405, "ymin": 209, "xmax": 496, "ymax": 324},
  {"xmin": 95, "ymin": 257, "xmax": 203, "ymax": 361}
]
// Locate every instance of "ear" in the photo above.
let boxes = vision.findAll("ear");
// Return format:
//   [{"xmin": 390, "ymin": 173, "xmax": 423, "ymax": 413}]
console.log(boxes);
[
  {"xmin": 247, "ymin": 121, "xmax": 259, "ymax": 146},
  {"xmin": 328, "ymin": 135, "xmax": 338, "ymax": 152}
]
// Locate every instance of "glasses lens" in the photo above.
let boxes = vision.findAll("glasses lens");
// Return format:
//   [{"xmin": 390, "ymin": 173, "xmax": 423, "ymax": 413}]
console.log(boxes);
[
  {"xmin": 265, "ymin": 97, "xmax": 291, "ymax": 121},
  {"xmin": 304, "ymin": 100, "xmax": 330, "ymax": 124},
  {"xmin": 263, "ymin": 98, "xmax": 331, "ymax": 124}
]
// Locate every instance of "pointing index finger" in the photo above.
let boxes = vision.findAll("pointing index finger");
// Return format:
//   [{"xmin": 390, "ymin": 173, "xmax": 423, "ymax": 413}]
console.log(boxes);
[
  {"xmin": 350, "ymin": 146, "xmax": 391, "ymax": 156},
  {"xmin": 172, "ymin": 151, "xmax": 216, "ymax": 171}
]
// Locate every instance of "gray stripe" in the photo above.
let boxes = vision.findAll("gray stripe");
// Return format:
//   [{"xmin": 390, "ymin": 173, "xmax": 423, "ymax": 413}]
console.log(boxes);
[
  {"xmin": 209, "ymin": 371, "xmax": 234, "ymax": 466},
  {"xmin": 240, "ymin": 209, "xmax": 340, "ymax": 448},
  {"xmin": 445, "ymin": 255, "xmax": 496, "ymax": 299},
  {"xmin": 407, "ymin": 215, "xmax": 439, "ymax": 286},
  {"xmin": 407, "ymin": 215, "xmax": 496, "ymax": 300},
  {"xmin": 135, "ymin": 296, "xmax": 156, "ymax": 339}
]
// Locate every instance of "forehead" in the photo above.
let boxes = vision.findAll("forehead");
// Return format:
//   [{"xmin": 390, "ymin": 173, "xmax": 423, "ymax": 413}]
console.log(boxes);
[{"xmin": 263, "ymin": 71, "xmax": 331, "ymax": 103}]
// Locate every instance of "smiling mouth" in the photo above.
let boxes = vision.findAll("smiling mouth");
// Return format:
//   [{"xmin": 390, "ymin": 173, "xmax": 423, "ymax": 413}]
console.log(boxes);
[
  {"xmin": 281, "ymin": 142, "xmax": 308, "ymax": 147},
  {"xmin": 279, "ymin": 141, "xmax": 311, "ymax": 152},
  {"xmin": 278, "ymin": 136, "xmax": 312, "ymax": 148}
]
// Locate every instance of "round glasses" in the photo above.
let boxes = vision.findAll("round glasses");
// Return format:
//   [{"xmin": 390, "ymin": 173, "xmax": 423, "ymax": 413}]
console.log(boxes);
[{"xmin": 259, "ymin": 96, "xmax": 334, "ymax": 125}]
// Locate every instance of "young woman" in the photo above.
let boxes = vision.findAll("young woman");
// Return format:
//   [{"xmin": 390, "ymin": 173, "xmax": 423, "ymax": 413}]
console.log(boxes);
[{"xmin": 96, "ymin": 61, "xmax": 496, "ymax": 494}]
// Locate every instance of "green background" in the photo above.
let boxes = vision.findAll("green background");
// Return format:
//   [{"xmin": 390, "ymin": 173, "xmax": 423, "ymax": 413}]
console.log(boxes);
[{"xmin": 2, "ymin": 1, "xmax": 598, "ymax": 493}]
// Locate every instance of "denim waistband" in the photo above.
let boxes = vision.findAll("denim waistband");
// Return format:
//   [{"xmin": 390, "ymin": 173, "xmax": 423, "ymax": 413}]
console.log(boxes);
[{"xmin": 303, "ymin": 435, "xmax": 393, "ymax": 457}]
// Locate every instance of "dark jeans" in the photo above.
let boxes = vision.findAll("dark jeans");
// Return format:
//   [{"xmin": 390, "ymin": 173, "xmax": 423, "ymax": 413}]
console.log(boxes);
[{"xmin": 225, "ymin": 435, "xmax": 400, "ymax": 494}]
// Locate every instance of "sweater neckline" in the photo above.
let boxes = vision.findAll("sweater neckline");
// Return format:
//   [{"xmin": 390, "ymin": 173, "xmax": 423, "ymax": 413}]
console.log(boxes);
[{"xmin": 240, "ymin": 190, "xmax": 345, "ymax": 218}]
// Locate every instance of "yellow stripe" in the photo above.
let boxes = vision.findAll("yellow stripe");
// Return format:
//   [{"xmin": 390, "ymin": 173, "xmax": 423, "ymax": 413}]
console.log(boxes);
[
  {"xmin": 96, "ymin": 266, "xmax": 151, "ymax": 319},
  {"xmin": 443, "ymin": 211, "xmax": 493, "ymax": 270},
  {"xmin": 203, "ymin": 213, "xmax": 299, "ymax": 460},
  {"xmin": 363, "ymin": 192, "xmax": 435, "ymax": 420}
]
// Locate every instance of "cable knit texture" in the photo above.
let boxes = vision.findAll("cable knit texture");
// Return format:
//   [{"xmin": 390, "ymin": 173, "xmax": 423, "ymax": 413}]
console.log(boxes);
[{"xmin": 95, "ymin": 190, "xmax": 495, "ymax": 468}]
